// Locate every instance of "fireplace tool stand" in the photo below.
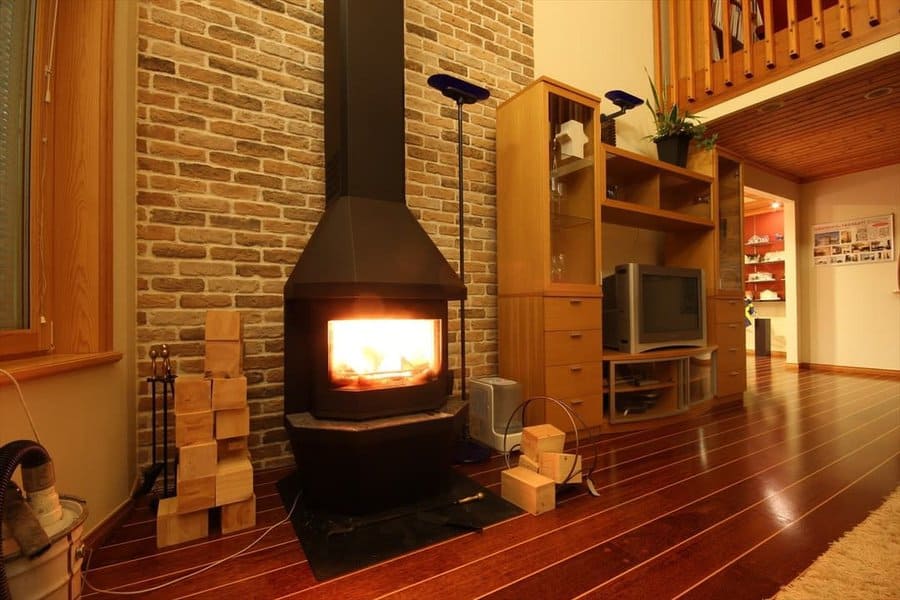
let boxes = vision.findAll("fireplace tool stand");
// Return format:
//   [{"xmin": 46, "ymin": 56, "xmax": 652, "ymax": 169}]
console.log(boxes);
[
  {"xmin": 427, "ymin": 73, "xmax": 491, "ymax": 464},
  {"xmin": 137, "ymin": 344, "xmax": 177, "ymax": 501}
]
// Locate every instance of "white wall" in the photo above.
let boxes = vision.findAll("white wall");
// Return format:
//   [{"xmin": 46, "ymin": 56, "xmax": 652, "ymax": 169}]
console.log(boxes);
[
  {"xmin": 799, "ymin": 164, "xmax": 900, "ymax": 371},
  {"xmin": 534, "ymin": 0, "xmax": 657, "ymax": 156}
]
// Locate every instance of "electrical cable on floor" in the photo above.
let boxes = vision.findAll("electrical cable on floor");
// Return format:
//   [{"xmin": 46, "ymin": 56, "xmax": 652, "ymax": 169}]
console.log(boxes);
[
  {"xmin": 81, "ymin": 491, "xmax": 302, "ymax": 595},
  {"xmin": 0, "ymin": 368, "xmax": 43, "ymax": 446}
]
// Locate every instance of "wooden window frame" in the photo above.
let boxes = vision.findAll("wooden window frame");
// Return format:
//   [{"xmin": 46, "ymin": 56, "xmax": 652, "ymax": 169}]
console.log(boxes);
[{"xmin": 0, "ymin": 0, "xmax": 115, "ymax": 371}]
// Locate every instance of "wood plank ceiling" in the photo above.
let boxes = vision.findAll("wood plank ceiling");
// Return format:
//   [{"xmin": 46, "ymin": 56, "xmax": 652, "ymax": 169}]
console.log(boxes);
[{"xmin": 706, "ymin": 53, "xmax": 900, "ymax": 183}]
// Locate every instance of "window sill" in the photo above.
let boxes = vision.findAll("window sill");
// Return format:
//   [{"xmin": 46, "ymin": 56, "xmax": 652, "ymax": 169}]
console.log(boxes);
[{"xmin": 0, "ymin": 352, "xmax": 123, "ymax": 386}]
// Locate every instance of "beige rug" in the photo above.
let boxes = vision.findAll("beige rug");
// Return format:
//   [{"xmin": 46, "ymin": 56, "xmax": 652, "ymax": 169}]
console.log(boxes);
[{"xmin": 773, "ymin": 486, "xmax": 900, "ymax": 599}]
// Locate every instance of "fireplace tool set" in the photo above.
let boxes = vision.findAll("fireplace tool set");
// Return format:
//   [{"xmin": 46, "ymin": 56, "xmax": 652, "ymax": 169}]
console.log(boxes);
[{"xmin": 137, "ymin": 344, "xmax": 176, "ymax": 500}]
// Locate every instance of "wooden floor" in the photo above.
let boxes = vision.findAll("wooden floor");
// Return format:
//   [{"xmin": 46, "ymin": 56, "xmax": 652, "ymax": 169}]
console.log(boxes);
[{"xmin": 83, "ymin": 356, "xmax": 900, "ymax": 599}]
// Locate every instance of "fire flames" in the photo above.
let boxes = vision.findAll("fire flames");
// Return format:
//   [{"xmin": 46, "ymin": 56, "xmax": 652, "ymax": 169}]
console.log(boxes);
[{"xmin": 328, "ymin": 318, "xmax": 440, "ymax": 390}]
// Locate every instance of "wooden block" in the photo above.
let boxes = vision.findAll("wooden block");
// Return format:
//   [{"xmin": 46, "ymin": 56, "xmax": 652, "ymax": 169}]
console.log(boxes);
[
  {"xmin": 221, "ymin": 493, "xmax": 256, "ymax": 534},
  {"xmin": 205, "ymin": 310, "xmax": 242, "ymax": 341},
  {"xmin": 539, "ymin": 452, "xmax": 583, "ymax": 484},
  {"xmin": 205, "ymin": 340, "xmax": 242, "ymax": 377},
  {"xmin": 215, "ymin": 406, "xmax": 250, "ymax": 439},
  {"xmin": 501, "ymin": 466, "xmax": 555, "ymax": 515},
  {"xmin": 174, "ymin": 375, "xmax": 211, "ymax": 413},
  {"xmin": 521, "ymin": 424, "xmax": 565, "ymax": 461},
  {"xmin": 211, "ymin": 376, "xmax": 247, "ymax": 410},
  {"xmin": 176, "ymin": 470, "xmax": 216, "ymax": 513},
  {"xmin": 216, "ymin": 455, "xmax": 254, "ymax": 506},
  {"xmin": 178, "ymin": 441, "xmax": 217, "ymax": 480},
  {"xmin": 156, "ymin": 497, "xmax": 208, "ymax": 548},
  {"xmin": 217, "ymin": 436, "xmax": 248, "ymax": 461},
  {"xmin": 175, "ymin": 410, "xmax": 213, "ymax": 448},
  {"xmin": 518, "ymin": 453, "xmax": 540, "ymax": 473}
]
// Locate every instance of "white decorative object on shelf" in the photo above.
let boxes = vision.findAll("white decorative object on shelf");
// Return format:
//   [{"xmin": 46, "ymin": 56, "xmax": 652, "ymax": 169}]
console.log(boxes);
[
  {"xmin": 759, "ymin": 289, "xmax": 781, "ymax": 300},
  {"xmin": 556, "ymin": 119, "xmax": 588, "ymax": 159}
]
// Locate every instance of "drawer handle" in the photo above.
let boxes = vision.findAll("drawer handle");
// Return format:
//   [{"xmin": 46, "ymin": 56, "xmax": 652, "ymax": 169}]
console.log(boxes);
[
  {"xmin": 728, "ymin": 323, "xmax": 738, "ymax": 329},
  {"xmin": 569, "ymin": 332, "xmax": 583, "ymax": 339},
  {"xmin": 729, "ymin": 370, "xmax": 740, "ymax": 376},
  {"xmin": 569, "ymin": 398, "xmax": 584, "ymax": 406},
  {"xmin": 728, "ymin": 347, "xmax": 738, "ymax": 353},
  {"xmin": 570, "ymin": 366, "xmax": 583, "ymax": 373},
  {"xmin": 569, "ymin": 299, "xmax": 582, "ymax": 305}
]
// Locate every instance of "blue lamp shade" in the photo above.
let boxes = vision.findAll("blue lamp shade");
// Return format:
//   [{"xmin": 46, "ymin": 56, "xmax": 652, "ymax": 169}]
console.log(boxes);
[
  {"xmin": 604, "ymin": 90, "xmax": 644, "ymax": 111},
  {"xmin": 427, "ymin": 73, "xmax": 490, "ymax": 105}
]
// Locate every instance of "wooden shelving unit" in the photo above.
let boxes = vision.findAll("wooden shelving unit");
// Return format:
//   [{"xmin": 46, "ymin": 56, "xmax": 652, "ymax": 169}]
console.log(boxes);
[{"xmin": 497, "ymin": 77, "xmax": 742, "ymax": 434}]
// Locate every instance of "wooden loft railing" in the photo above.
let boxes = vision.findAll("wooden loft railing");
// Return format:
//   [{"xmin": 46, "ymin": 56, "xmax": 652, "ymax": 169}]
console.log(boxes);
[{"xmin": 655, "ymin": 0, "xmax": 900, "ymax": 111}]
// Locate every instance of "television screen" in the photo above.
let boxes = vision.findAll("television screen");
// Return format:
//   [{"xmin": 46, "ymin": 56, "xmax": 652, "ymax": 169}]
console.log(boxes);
[{"xmin": 641, "ymin": 273, "xmax": 701, "ymax": 334}]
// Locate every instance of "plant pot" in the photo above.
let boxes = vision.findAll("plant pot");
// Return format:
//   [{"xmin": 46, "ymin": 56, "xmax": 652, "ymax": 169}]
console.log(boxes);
[{"xmin": 654, "ymin": 134, "xmax": 692, "ymax": 167}]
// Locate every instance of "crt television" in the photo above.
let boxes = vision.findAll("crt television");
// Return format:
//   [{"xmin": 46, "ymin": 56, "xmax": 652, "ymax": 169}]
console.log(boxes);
[{"xmin": 602, "ymin": 263, "xmax": 706, "ymax": 354}]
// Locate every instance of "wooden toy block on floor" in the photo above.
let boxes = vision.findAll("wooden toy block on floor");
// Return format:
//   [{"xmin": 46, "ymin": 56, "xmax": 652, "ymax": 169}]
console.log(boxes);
[
  {"xmin": 501, "ymin": 466, "xmax": 555, "ymax": 515},
  {"xmin": 217, "ymin": 436, "xmax": 248, "ymax": 461},
  {"xmin": 521, "ymin": 424, "xmax": 565, "ymax": 461},
  {"xmin": 175, "ymin": 410, "xmax": 213, "ymax": 448},
  {"xmin": 206, "ymin": 310, "xmax": 242, "ymax": 341},
  {"xmin": 216, "ymin": 455, "xmax": 253, "ymax": 506},
  {"xmin": 178, "ymin": 441, "xmax": 217, "ymax": 480},
  {"xmin": 156, "ymin": 497, "xmax": 208, "ymax": 548},
  {"xmin": 221, "ymin": 494, "xmax": 256, "ymax": 534},
  {"xmin": 215, "ymin": 406, "xmax": 250, "ymax": 439},
  {"xmin": 176, "ymin": 470, "xmax": 216, "ymax": 513},
  {"xmin": 518, "ymin": 453, "xmax": 539, "ymax": 472},
  {"xmin": 205, "ymin": 341, "xmax": 242, "ymax": 378},
  {"xmin": 174, "ymin": 375, "xmax": 211, "ymax": 413},
  {"xmin": 211, "ymin": 376, "xmax": 247, "ymax": 410},
  {"xmin": 540, "ymin": 452, "xmax": 583, "ymax": 484}
]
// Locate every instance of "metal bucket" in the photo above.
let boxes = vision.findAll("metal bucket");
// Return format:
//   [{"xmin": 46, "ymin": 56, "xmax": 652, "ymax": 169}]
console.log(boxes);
[{"xmin": 4, "ymin": 497, "xmax": 88, "ymax": 600}]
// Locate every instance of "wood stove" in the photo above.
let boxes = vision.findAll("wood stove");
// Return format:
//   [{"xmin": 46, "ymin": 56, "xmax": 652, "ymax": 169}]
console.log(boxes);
[{"xmin": 282, "ymin": 0, "xmax": 466, "ymax": 514}]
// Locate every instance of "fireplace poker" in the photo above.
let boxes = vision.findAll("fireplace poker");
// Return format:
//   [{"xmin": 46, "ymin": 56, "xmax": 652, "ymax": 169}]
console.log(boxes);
[{"xmin": 325, "ymin": 491, "xmax": 486, "ymax": 538}]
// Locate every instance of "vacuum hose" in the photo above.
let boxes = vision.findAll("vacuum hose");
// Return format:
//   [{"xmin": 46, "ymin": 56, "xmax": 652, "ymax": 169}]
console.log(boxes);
[{"xmin": 0, "ymin": 440, "xmax": 53, "ymax": 600}]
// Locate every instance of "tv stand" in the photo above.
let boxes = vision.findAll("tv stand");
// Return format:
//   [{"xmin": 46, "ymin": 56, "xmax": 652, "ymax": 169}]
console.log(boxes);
[{"xmin": 603, "ymin": 347, "xmax": 717, "ymax": 425}]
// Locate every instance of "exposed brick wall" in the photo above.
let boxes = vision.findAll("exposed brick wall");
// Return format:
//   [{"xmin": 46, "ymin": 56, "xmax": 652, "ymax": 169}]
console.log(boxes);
[{"xmin": 135, "ymin": 0, "xmax": 534, "ymax": 470}]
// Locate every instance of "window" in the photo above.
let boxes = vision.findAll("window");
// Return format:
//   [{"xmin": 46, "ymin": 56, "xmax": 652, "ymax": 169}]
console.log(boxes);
[
  {"xmin": 0, "ymin": 0, "xmax": 115, "ymax": 365},
  {"xmin": 0, "ymin": 0, "xmax": 48, "ymax": 358}
]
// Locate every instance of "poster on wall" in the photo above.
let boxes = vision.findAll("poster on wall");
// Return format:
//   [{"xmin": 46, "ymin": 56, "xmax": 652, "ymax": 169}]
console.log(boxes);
[{"xmin": 812, "ymin": 214, "xmax": 894, "ymax": 266}]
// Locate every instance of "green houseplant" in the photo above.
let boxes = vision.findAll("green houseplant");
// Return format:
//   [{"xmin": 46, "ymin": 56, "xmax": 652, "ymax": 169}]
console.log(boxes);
[{"xmin": 645, "ymin": 73, "xmax": 716, "ymax": 167}]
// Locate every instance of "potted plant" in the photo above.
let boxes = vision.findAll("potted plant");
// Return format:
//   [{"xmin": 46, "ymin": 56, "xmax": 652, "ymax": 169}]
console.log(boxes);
[{"xmin": 645, "ymin": 73, "xmax": 716, "ymax": 167}]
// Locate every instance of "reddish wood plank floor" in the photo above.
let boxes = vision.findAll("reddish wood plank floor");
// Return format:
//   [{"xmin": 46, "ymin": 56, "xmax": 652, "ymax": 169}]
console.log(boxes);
[{"xmin": 82, "ymin": 356, "xmax": 900, "ymax": 599}]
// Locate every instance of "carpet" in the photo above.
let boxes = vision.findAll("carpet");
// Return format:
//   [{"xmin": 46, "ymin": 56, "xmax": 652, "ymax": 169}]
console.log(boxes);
[
  {"xmin": 773, "ymin": 486, "xmax": 900, "ymax": 599},
  {"xmin": 276, "ymin": 469, "xmax": 521, "ymax": 581}
]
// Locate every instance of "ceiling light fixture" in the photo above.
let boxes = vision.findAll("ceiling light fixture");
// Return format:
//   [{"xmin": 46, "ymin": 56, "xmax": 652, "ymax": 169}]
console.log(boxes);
[
  {"xmin": 771, "ymin": 201, "xmax": 782, "ymax": 209},
  {"xmin": 864, "ymin": 86, "xmax": 893, "ymax": 100},
  {"xmin": 757, "ymin": 100, "xmax": 784, "ymax": 114}
]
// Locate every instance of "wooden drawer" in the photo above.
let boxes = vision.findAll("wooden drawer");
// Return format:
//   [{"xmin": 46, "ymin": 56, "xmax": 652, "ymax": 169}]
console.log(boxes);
[
  {"xmin": 545, "ymin": 362, "xmax": 603, "ymax": 399},
  {"xmin": 543, "ymin": 297, "xmax": 602, "ymax": 331},
  {"xmin": 544, "ymin": 329, "xmax": 603, "ymax": 366},
  {"xmin": 710, "ymin": 297, "xmax": 744, "ymax": 325},
  {"xmin": 545, "ymin": 393, "xmax": 604, "ymax": 433},
  {"xmin": 714, "ymin": 322, "xmax": 745, "ymax": 372},
  {"xmin": 717, "ymin": 365, "xmax": 746, "ymax": 397}
]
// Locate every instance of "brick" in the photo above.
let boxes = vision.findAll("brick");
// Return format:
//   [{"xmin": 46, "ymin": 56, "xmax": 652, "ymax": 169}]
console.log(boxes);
[
  {"xmin": 213, "ymin": 87, "xmax": 264, "ymax": 112},
  {"xmin": 205, "ymin": 340, "xmax": 242, "ymax": 377},
  {"xmin": 206, "ymin": 311, "xmax": 242, "ymax": 342},
  {"xmin": 174, "ymin": 375, "xmax": 212, "ymax": 414},
  {"xmin": 220, "ymin": 493, "xmax": 256, "ymax": 534},
  {"xmin": 175, "ymin": 410, "xmax": 213, "ymax": 447}
]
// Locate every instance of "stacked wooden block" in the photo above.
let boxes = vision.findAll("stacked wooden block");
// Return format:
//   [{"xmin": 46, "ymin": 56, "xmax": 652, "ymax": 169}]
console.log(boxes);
[
  {"xmin": 500, "ymin": 424, "xmax": 583, "ymax": 515},
  {"xmin": 156, "ymin": 310, "xmax": 256, "ymax": 548}
]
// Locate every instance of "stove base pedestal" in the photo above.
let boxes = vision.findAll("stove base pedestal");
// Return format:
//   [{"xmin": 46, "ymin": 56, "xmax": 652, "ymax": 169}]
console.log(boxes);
[{"xmin": 284, "ymin": 398, "xmax": 466, "ymax": 514}]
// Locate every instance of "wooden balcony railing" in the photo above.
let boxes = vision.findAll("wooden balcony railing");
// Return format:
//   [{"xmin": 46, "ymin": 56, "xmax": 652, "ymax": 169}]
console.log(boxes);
[{"xmin": 656, "ymin": 0, "xmax": 900, "ymax": 111}]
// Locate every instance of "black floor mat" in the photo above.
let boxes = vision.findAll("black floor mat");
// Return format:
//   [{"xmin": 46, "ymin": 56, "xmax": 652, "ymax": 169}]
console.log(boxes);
[{"xmin": 276, "ymin": 469, "xmax": 521, "ymax": 581}]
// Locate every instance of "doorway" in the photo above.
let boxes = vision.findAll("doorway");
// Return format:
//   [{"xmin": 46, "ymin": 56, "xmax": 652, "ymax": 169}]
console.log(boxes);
[{"xmin": 743, "ymin": 188, "xmax": 798, "ymax": 363}]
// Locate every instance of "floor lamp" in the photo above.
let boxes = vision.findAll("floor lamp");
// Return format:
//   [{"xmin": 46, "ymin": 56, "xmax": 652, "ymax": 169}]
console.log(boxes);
[{"xmin": 427, "ymin": 73, "xmax": 490, "ymax": 463}]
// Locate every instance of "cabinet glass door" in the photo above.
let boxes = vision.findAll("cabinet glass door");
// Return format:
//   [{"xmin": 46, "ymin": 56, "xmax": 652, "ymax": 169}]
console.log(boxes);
[
  {"xmin": 717, "ymin": 156, "xmax": 743, "ymax": 292},
  {"xmin": 548, "ymin": 92, "xmax": 595, "ymax": 286}
]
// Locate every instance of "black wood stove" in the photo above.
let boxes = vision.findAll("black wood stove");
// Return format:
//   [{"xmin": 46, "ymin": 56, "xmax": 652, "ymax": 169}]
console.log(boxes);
[{"xmin": 283, "ymin": 0, "xmax": 466, "ymax": 514}]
